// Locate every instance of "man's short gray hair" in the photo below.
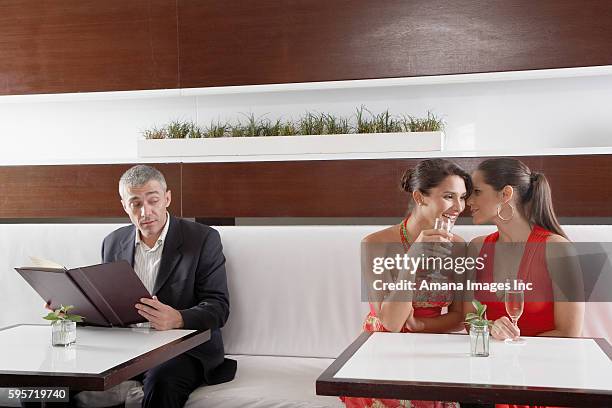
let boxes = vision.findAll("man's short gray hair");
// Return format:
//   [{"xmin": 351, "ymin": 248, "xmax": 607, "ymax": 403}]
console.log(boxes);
[{"xmin": 119, "ymin": 165, "xmax": 167, "ymax": 198}]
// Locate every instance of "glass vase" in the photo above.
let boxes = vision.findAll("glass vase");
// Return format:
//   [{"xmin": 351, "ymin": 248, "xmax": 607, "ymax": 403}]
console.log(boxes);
[
  {"xmin": 470, "ymin": 322, "xmax": 490, "ymax": 357},
  {"xmin": 51, "ymin": 320, "xmax": 76, "ymax": 347}
]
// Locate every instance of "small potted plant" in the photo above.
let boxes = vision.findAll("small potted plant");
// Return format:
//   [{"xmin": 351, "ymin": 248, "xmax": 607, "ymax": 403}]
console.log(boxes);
[
  {"xmin": 43, "ymin": 305, "xmax": 84, "ymax": 347},
  {"xmin": 465, "ymin": 300, "xmax": 492, "ymax": 357}
]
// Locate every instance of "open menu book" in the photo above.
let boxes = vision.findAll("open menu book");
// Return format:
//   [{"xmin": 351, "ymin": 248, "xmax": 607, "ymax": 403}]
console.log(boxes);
[{"xmin": 16, "ymin": 257, "xmax": 150, "ymax": 327}]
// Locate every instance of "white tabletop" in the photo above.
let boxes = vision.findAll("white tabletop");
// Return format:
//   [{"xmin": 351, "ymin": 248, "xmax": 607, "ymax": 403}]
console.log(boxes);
[
  {"xmin": 0, "ymin": 325, "xmax": 197, "ymax": 374},
  {"xmin": 334, "ymin": 332, "xmax": 612, "ymax": 391}
]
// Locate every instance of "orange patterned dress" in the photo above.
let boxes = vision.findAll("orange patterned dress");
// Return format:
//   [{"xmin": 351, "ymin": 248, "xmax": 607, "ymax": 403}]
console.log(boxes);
[
  {"xmin": 341, "ymin": 221, "xmax": 459, "ymax": 408},
  {"xmin": 341, "ymin": 299, "xmax": 459, "ymax": 408}
]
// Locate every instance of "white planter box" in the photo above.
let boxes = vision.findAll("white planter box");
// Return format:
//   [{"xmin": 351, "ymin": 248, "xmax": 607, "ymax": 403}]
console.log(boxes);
[{"xmin": 137, "ymin": 131, "xmax": 444, "ymax": 158}]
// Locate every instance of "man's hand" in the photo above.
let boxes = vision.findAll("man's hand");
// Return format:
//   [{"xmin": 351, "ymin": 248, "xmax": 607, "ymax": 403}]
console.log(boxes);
[
  {"xmin": 44, "ymin": 302, "xmax": 65, "ymax": 318},
  {"xmin": 135, "ymin": 296, "xmax": 184, "ymax": 330}
]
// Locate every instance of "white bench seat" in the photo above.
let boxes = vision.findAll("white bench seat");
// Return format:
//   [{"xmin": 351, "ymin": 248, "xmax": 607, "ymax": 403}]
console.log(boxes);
[
  {"xmin": 1, "ymin": 223, "xmax": 611, "ymax": 407},
  {"xmin": 186, "ymin": 355, "xmax": 342, "ymax": 408}
]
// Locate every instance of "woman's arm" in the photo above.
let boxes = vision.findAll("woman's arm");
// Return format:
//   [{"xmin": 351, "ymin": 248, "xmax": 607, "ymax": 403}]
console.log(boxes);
[
  {"xmin": 539, "ymin": 235, "xmax": 584, "ymax": 337},
  {"xmin": 407, "ymin": 237, "xmax": 469, "ymax": 333},
  {"xmin": 412, "ymin": 299, "xmax": 464, "ymax": 333},
  {"xmin": 367, "ymin": 228, "xmax": 454, "ymax": 332},
  {"xmin": 363, "ymin": 229, "xmax": 415, "ymax": 333},
  {"xmin": 538, "ymin": 301, "xmax": 584, "ymax": 337}
]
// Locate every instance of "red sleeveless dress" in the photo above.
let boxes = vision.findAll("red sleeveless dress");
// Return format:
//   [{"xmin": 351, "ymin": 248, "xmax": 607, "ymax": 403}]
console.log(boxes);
[{"xmin": 476, "ymin": 225, "xmax": 558, "ymax": 408}]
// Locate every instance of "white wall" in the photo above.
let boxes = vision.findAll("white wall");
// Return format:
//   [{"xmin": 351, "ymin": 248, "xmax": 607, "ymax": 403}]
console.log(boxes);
[{"xmin": 0, "ymin": 72, "xmax": 611, "ymax": 165}]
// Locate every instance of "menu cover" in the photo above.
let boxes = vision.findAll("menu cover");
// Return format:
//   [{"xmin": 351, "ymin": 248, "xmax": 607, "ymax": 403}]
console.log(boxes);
[{"xmin": 16, "ymin": 259, "xmax": 150, "ymax": 327}]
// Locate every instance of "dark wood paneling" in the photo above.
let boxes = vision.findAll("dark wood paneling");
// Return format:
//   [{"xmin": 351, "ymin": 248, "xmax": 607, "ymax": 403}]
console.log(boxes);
[
  {"xmin": 2, "ymin": 1, "xmax": 611, "ymax": 94},
  {"xmin": 0, "ymin": 164, "xmax": 181, "ymax": 218},
  {"xmin": 181, "ymin": 156, "xmax": 612, "ymax": 218},
  {"xmin": 178, "ymin": 0, "xmax": 612, "ymax": 88},
  {"xmin": 0, "ymin": 156, "xmax": 610, "ymax": 219},
  {"xmin": 181, "ymin": 160, "xmax": 410, "ymax": 218},
  {"xmin": 0, "ymin": 0, "xmax": 178, "ymax": 95},
  {"xmin": 513, "ymin": 155, "xmax": 612, "ymax": 218}
]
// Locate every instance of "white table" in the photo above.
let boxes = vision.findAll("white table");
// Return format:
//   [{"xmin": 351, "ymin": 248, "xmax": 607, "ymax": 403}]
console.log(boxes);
[
  {"xmin": 317, "ymin": 332, "xmax": 612, "ymax": 407},
  {"xmin": 0, "ymin": 324, "xmax": 210, "ymax": 391}
]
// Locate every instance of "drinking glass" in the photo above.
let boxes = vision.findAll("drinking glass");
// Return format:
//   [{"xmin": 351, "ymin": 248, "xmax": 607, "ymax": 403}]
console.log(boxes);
[
  {"xmin": 428, "ymin": 217, "xmax": 453, "ymax": 280},
  {"xmin": 504, "ymin": 278, "xmax": 526, "ymax": 344}
]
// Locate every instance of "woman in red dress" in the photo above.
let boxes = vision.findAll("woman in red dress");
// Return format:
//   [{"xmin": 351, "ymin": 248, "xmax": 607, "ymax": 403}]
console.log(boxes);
[
  {"xmin": 464, "ymin": 158, "xmax": 584, "ymax": 408},
  {"xmin": 342, "ymin": 159, "xmax": 472, "ymax": 408}
]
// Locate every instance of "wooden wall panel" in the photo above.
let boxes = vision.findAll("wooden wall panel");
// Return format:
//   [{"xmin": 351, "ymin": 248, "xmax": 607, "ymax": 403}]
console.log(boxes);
[
  {"xmin": 2, "ymin": 1, "xmax": 611, "ymax": 94},
  {"xmin": 0, "ymin": 156, "xmax": 610, "ymax": 219},
  {"xmin": 0, "ymin": 164, "xmax": 181, "ymax": 218},
  {"xmin": 178, "ymin": 0, "xmax": 612, "ymax": 88},
  {"xmin": 181, "ymin": 156, "xmax": 612, "ymax": 218},
  {"xmin": 0, "ymin": 0, "xmax": 178, "ymax": 95},
  {"xmin": 516, "ymin": 155, "xmax": 612, "ymax": 218},
  {"xmin": 181, "ymin": 160, "xmax": 410, "ymax": 218}
]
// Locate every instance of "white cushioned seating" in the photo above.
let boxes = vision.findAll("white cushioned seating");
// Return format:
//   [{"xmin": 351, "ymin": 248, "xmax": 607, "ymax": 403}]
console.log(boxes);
[
  {"xmin": 1, "ymin": 224, "xmax": 611, "ymax": 407},
  {"xmin": 186, "ymin": 355, "xmax": 342, "ymax": 408}
]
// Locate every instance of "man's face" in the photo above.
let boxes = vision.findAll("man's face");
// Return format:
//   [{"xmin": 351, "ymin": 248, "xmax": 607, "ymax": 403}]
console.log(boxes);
[{"xmin": 121, "ymin": 180, "xmax": 171, "ymax": 239}]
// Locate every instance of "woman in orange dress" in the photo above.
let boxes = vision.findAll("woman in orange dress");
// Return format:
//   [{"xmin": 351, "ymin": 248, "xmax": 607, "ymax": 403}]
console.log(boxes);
[
  {"xmin": 464, "ymin": 158, "xmax": 584, "ymax": 408},
  {"xmin": 342, "ymin": 159, "xmax": 473, "ymax": 408}
]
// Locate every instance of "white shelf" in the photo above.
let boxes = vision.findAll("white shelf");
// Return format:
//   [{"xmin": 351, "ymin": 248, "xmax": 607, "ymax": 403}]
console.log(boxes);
[
  {"xmin": 1, "ymin": 66, "xmax": 612, "ymax": 103},
  {"xmin": 1, "ymin": 146, "xmax": 611, "ymax": 166},
  {"xmin": 144, "ymin": 146, "xmax": 612, "ymax": 164}
]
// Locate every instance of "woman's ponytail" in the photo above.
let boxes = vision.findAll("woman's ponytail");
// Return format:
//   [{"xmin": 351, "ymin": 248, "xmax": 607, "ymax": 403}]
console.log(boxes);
[
  {"xmin": 527, "ymin": 172, "xmax": 567, "ymax": 239},
  {"xmin": 478, "ymin": 158, "xmax": 567, "ymax": 239}
]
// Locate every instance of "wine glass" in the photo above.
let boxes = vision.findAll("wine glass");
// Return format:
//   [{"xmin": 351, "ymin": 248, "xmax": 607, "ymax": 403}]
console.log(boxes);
[
  {"xmin": 428, "ymin": 217, "xmax": 453, "ymax": 280},
  {"xmin": 504, "ymin": 278, "xmax": 526, "ymax": 344}
]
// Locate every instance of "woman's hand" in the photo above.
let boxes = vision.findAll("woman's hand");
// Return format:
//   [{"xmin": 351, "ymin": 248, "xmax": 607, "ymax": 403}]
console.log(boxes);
[
  {"xmin": 414, "ymin": 228, "xmax": 453, "ymax": 244},
  {"xmin": 490, "ymin": 316, "xmax": 520, "ymax": 340},
  {"xmin": 413, "ymin": 229, "xmax": 453, "ymax": 258},
  {"xmin": 404, "ymin": 308, "xmax": 425, "ymax": 332}
]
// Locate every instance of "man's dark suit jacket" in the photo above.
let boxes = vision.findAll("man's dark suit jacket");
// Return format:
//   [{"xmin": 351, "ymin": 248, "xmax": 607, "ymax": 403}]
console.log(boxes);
[{"xmin": 101, "ymin": 215, "xmax": 235, "ymax": 384}]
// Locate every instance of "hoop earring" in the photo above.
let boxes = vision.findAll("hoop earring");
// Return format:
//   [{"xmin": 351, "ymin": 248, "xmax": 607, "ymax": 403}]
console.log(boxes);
[{"xmin": 497, "ymin": 202, "xmax": 515, "ymax": 222}]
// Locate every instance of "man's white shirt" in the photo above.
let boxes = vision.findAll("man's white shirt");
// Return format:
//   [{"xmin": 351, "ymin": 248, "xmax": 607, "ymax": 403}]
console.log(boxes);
[{"xmin": 133, "ymin": 212, "xmax": 170, "ymax": 294}]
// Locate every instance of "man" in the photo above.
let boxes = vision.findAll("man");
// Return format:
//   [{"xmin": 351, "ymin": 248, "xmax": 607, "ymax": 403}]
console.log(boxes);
[{"xmin": 102, "ymin": 164, "xmax": 235, "ymax": 407}]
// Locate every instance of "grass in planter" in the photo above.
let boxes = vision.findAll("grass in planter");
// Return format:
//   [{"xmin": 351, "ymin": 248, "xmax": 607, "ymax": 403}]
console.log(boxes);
[
  {"xmin": 371, "ymin": 110, "xmax": 402, "ymax": 133},
  {"xmin": 298, "ymin": 112, "xmax": 327, "ymax": 135},
  {"xmin": 266, "ymin": 119, "xmax": 297, "ymax": 137},
  {"xmin": 204, "ymin": 121, "xmax": 229, "ymax": 138},
  {"xmin": 237, "ymin": 113, "xmax": 271, "ymax": 137},
  {"xmin": 355, "ymin": 106, "xmax": 374, "ymax": 134},
  {"xmin": 279, "ymin": 120, "xmax": 300, "ymax": 136},
  {"xmin": 166, "ymin": 120, "xmax": 192, "ymax": 139},
  {"xmin": 142, "ymin": 109, "xmax": 444, "ymax": 139},
  {"xmin": 401, "ymin": 111, "xmax": 444, "ymax": 132},
  {"xmin": 229, "ymin": 123, "xmax": 246, "ymax": 138},
  {"xmin": 182, "ymin": 122, "xmax": 205, "ymax": 138},
  {"xmin": 356, "ymin": 106, "xmax": 403, "ymax": 134},
  {"xmin": 323, "ymin": 114, "xmax": 352, "ymax": 135},
  {"xmin": 143, "ymin": 127, "xmax": 167, "ymax": 139}
]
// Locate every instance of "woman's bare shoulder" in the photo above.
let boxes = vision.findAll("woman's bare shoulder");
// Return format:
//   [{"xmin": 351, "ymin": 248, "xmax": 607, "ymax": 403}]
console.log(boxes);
[
  {"xmin": 544, "ymin": 233, "xmax": 577, "ymax": 259},
  {"xmin": 452, "ymin": 234, "xmax": 466, "ymax": 243},
  {"xmin": 469, "ymin": 235, "xmax": 487, "ymax": 245},
  {"xmin": 362, "ymin": 225, "xmax": 400, "ymax": 244},
  {"xmin": 546, "ymin": 233, "xmax": 570, "ymax": 244},
  {"xmin": 465, "ymin": 235, "xmax": 487, "ymax": 255}
]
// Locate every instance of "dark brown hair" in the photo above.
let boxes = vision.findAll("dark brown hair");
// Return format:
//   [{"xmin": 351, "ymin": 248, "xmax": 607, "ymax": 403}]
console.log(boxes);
[
  {"xmin": 400, "ymin": 159, "xmax": 472, "ymax": 208},
  {"xmin": 477, "ymin": 158, "xmax": 566, "ymax": 238}
]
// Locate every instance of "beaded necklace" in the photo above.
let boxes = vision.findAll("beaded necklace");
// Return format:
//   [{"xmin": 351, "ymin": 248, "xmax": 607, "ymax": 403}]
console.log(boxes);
[{"xmin": 399, "ymin": 216, "xmax": 412, "ymax": 252}]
